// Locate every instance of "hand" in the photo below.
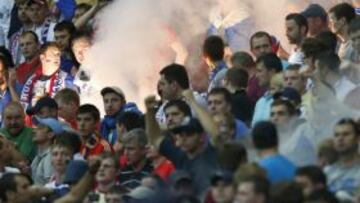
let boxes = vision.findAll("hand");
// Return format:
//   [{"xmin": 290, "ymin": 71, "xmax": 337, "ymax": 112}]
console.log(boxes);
[
  {"xmin": 144, "ymin": 95, "xmax": 158, "ymax": 112},
  {"xmin": 182, "ymin": 89, "xmax": 195, "ymax": 103},
  {"xmin": 8, "ymin": 69, "xmax": 17, "ymax": 88},
  {"xmin": 88, "ymin": 156, "xmax": 101, "ymax": 175}
]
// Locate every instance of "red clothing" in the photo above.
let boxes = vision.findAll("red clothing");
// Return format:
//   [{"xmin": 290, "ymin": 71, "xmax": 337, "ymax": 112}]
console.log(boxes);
[
  {"xmin": 81, "ymin": 132, "xmax": 113, "ymax": 158},
  {"xmin": 16, "ymin": 57, "xmax": 41, "ymax": 84},
  {"xmin": 247, "ymin": 75, "xmax": 266, "ymax": 103},
  {"xmin": 153, "ymin": 160, "xmax": 175, "ymax": 180}
]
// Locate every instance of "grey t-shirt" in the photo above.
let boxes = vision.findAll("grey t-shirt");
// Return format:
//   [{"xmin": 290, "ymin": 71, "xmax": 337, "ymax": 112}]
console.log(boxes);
[{"xmin": 325, "ymin": 160, "xmax": 360, "ymax": 197}]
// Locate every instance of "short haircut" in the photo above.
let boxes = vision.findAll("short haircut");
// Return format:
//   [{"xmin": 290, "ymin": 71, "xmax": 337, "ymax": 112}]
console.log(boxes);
[
  {"xmin": 39, "ymin": 42, "xmax": 60, "ymax": 55},
  {"xmin": 237, "ymin": 175, "xmax": 270, "ymax": 201},
  {"xmin": 20, "ymin": 30, "xmax": 39, "ymax": 44},
  {"xmin": 329, "ymin": 3, "xmax": 356, "ymax": 24},
  {"xmin": 70, "ymin": 31, "xmax": 92, "ymax": 48},
  {"xmin": 256, "ymin": 53, "xmax": 283, "ymax": 73},
  {"xmin": 208, "ymin": 87, "xmax": 232, "ymax": 104},
  {"xmin": 116, "ymin": 111, "xmax": 145, "ymax": 130},
  {"xmin": 54, "ymin": 21, "xmax": 77, "ymax": 35},
  {"xmin": 250, "ymin": 31, "xmax": 273, "ymax": 49},
  {"xmin": 271, "ymin": 99, "xmax": 297, "ymax": 116},
  {"xmin": 0, "ymin": 173, "xmax": 30, "ymax": 201},
  {"xmin": 77, "ymin": 104, "xmax": 100, "ymax": 121},
  {"xmin": 286, "ymin": 64, "xmax": 301, "ymax": 72},
  {"xmin": 231, "ymin": 51, "xmax": 255, "ymax": 69},
  {"xmin": 301, "ymin": 38, "xmax": 328, "ymax": 58},
  {"xmin": 295, "ymin": 166, "xmax": 327, "ymax": 185},
  {"xmin": 54, "ymin": 88, "xmax": 80, "ymax": 106},
  {"xmin": 0, "ymin": 55, "xmax": 9, "ymax": 72},
  {"xmin": 286, "ymin": 13, "xmax": 309, "ymax": 34},
  {"xmin": 218, "ymin": 141, "xmax": 247, "ymax": 172},
  {"xmin": 123, "ymin": 128, "xmax": 148, "ymax": 148},
  {"xmin": 159, "ymin": 64, "xmax": 189, "ymax": 89},
  {"xmin": 252, "ymin": 121, "xmax": 278, "ymax": 150},
  {"xmin": 306, "ymin": 189, "xmax": 339, "ymax": 203},
  {"xmin": 349, "ymin": 16, "xmax": 360, "ymax": 34},
  {"xmin": 270, "ymin": 181, "xmax": 304, "ymax": 203},
  {"xmin": 54, "ymin": 131, "xmax": 82, "ymax": 154},
  {"xmin": 225, "ymin": 68, "xmax": 249, "ymax": 89},
  {"xmin": 203, "ymin": 35, "xmax": 225, "ymax": 61},
  {"xmin": 315, "ymin": 51, "xmax": 340, "ymax": 74},
  {"xmin": 336, "ymin": 118, "xmax": 360, "ymax": 136},
  {"xmin": 164, "ymin": 100, "xmax": 192, "ymax": 117},
  {"xmin": 315, "ymin": 31, "xmax": 338, "ymax": 53},
  {"xmin": 100, "ymin": 152, "xmax": 120, "ymax": 170}
]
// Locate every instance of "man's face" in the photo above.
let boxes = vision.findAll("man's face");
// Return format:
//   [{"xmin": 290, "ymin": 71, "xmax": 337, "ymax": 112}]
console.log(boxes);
[
  {"xmin": 13, "ymin": 175, "xmax": 32, "ymax": 203},
  {"xmin": 17, "ymin": 3, "xmax": 30, "ymax": 23},
  {"xmin": 350, "ymin": 30, "xmax": 360, "ymax": 53},
  {"xmin": 103, "ymin": 93, "xmax": 124, "ymax": 116},
  {"xmin": 213, "ymin": 113, "xmax": 235, "ymax": 143},
  {"xmin": 284, "ymin": 70, "xmax": 305, "ymax": 93},
  {"xmin": 51, "ymin": 146, "xmax": 71, "ymax": 173},
  {"xmin": 175, "ymin": 133, "xmax": 201, "ymax": 154},
  {"xmin": 77, "ymin": 113, "xmax": 97, "ymax": 137},
  {"xmin": 270, "ymin": 105, "xmax": 291, "ymax": 126},
  {"xmin": 256, "ymin": 62, "xmax": 272, "ymax": 88},
  {"xmin": 158, "ymin": 75, "xmax": 175, "ymax": 100},
  {"xmin": 286, "ymin": 19, "xmax": 302, "ymax": 44},
  {"xmin": 96, "ymin": 157, "xmax": 117, "ymax": 184},
  {"xmin": 26, "ymin": 3, "xmax": 48, "ymax": 25},
  {"xmin": 208, "ymin": 94, "xmax": 231, "ymax": 115},
  {"xmin": 165, "ymin": 106, "xmax": 186, "ymax": 129},
  {"xmin": 72, "ymin": 38, "xmax": 91, "ymax": 64},
  {"xmin": 55, "ymin": 30, "xmax": 71, "ymax": 51},
  {"xmin": 295, "ymin": 175, "xmax": 316, "ymax": 197},
  {"xmin": 56, "ymin": 99, "xmax": 76, "ymax": 121},
  {"xmin": 123, "ymin": 139, "xmax": 146, "ymax": 165},
  {"xmin": 33, "ymin": 124, "xmax": 52, "ymax": 144},
  {"xmin": 211, "ymin": 181, "xmax": 235, "ymax": 203},
  {"xmin": 329, "ymin": 13, "xmax": 343, "ymax": 34},
  {"xmin": 40, "ymin": 46, "xmax": 61, "ymax": 71},
  {"xmin": 19, "ymin": 34, "xmax": 39, "ymax": 61},
  {"xmin": 235, "ymin": 182, "xmax": 261, "ymax": 203},
  {"xmin": 36, "ymin": 106, "xmax": 58, "ymax": 119},
  {"xmin": 3, "ymin": 106, "xmax": 25, "ymax": 135},
  {"xmin": 251, "ymin": 36, "xmax": 273, "ymax": 58},
  {"xmin": 334, "ymin": 124, "xmax": 359, "ymax": 155}
]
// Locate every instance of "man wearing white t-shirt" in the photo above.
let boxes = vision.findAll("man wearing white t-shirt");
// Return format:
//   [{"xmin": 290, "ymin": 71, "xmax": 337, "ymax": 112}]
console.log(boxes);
[
  {"xmin": 26, "ymin": 0, "xmax": 56, "ymax": 44},
  {"xmin": 285, "ymin": 13, "xmax": 308, "ymax": 65}
]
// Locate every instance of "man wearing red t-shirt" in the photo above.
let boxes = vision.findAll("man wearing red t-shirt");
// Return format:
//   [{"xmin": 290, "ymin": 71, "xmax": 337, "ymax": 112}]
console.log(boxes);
[
  {"xmin": 76, "ymin": 104, "xmax": 113, "ymax": 158},
  {"xmin": 16, "ymin": 31, "xmax": 41, "ymax": 85}
]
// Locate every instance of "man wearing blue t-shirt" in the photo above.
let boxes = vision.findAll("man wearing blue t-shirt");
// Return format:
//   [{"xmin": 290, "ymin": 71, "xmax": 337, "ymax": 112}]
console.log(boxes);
[{"xmin": 252, "ymin": 121, "xmax": 296, "ymax": 184}]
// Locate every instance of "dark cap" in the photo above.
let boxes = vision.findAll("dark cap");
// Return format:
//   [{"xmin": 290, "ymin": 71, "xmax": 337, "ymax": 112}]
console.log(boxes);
[
  {"xmin": 211, "ymin": 169, "xmax": 234, "ymax": 186},
  {"xmin": 168, "ymin": 170, "xmax": 192, "ymax": 187},
  {"xmin": 101, "ymin": 86, "xmax": 125, "ymax": 99},
  {"xmin": 170, "ymin": 117, "xmax": 204, "ymax": 135},
  {"xmin": 281, "ymin": 87, "xmax": 302, "ymax": 104},
  {"xmin": 63, "ymin": 160, "xmax": 88, "ymax": 185},
  {"xmin": 26, "ymin": 96, "xmax": 58, "ymax": 115},
  {"xmin": 301, "ymin": 4, "xmax": 327, "ymax": 20}
]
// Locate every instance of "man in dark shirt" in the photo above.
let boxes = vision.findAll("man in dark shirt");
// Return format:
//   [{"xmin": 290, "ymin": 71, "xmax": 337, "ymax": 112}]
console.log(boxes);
[
  {"xmin": 119, "ymin": 128, "xmax": 153, "ymax": 190},
  {"xmin": 145, "ymin": 96, "xmax": 218, "ymax": 197}
]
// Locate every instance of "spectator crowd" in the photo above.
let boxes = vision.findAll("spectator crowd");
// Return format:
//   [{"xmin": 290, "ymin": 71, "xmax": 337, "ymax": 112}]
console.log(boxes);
[{"xmin": 0, "ymin": 0, "xmax": 360, "ymax": 203}]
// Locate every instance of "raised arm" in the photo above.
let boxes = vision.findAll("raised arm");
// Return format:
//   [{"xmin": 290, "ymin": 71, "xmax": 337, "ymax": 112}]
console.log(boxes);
[
  {"xmin": 182, "ymin": 90, "xmax": 220, "ymax": 146},
  {"xmin": 144, "ymin": 95, "xmax": 164, "ymax": 149}
]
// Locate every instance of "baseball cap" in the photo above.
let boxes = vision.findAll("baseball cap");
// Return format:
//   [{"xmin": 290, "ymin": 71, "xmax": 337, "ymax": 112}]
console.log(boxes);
[
  {"xmin": 211, "ymin": 169, "xmax": 234, "ymax": 186},
  {"xmin": 281, "ymin": 87, "xmax": 302, "ymax": 104},
  {"xmin": 101, "ymin": 86, "xmax": 125, "ymax": 99},
  {"xmin": 301, "ymin": 4, "xmax": 327, "ymax": 20},
  {"xmin": 170, "ymin": 117, "xmax": 204, "ymax": 135},
  {"xmin": 32, "ymin": 116, "xmax": 65, "ymax": 135},
  {"xmin": 63, "ymin": 160, "xmax": 88, "ymax": 185},
  {"xmin": 124, "ymin": 186, "xmax": 156, "ymax": 200},
  {"xmin": 26, "ymin": 96, "xmax": 58, "ymax": 115}
]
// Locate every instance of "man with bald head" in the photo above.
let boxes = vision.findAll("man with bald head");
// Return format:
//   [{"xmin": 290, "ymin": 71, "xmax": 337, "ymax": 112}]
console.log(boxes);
[{"xmin": 0, "ymin": 102, "xmax": 35, "ymax": 161}]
